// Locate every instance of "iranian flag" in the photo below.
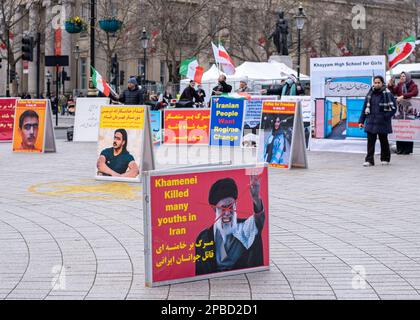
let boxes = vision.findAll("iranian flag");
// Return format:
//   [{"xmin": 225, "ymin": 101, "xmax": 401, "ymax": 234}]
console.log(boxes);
[
  {"xmin": 211, "ymin": 42, "xmax": 236, "ymax": 75},
  {"xmin": 91, "ymin": 66, "xmax": 116, "ymax": 97},
  {"xmin": 179, "ymin": 58, "xmax": 204, "ymax": 84},
  {"xmin": 388, "ymin": 36, "xmax": 416, "ymax": 69}
]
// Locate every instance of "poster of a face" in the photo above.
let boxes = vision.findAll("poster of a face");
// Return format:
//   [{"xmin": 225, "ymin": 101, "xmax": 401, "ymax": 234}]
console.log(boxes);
[
  {"xmin": 12, "ymin": 100, "xmax": 47, "ymax": 153},
  {"xmin": 147, "ymin": 166, "xmax": 269, "ymax": 285},
  {"xmin": 96, "ymin": 106, "xmax": 145, "ymax": 181},
  {"xmin": 0, "ymin": 98, "xmax": 18, "ymax": 142},
  {"xmin": 242, "ymin": 96, "xmax": 278, "ymax": 148},
  {"xmin": 258, "ymin": 101, "xmax": 296, "ymax": 169}
]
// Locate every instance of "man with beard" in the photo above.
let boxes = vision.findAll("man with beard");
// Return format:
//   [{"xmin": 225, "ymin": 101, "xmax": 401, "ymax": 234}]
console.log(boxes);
[
  {"xmin": 97, "ymin": 129, "xmax": 139, "ymax": 178},
  {"xmin": 212, "ymin": 75, "xmax": 233, "ymax": 96},
  {"xmin": 16, "ymin": 110, "xmax": 41, "ymax": 152},
  {"xmin": 195, "ymin": 175, "xmax": 265, "ymax": 276}
]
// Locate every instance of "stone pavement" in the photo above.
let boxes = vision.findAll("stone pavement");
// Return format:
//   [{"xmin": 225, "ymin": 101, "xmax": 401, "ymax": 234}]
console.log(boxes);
[{"xmin": 0, "ymin": 140, "xmax": 420, "ymax": 300}]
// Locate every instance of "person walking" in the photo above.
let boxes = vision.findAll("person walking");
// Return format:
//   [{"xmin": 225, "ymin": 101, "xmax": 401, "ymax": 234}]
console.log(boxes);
[
  {"xmin": 359, "ymin": 76, "xmax": 397, "ymax": 167},
  {"xmin": 387, "ymin": 71, "xmax": 419, "ymax": 155}
]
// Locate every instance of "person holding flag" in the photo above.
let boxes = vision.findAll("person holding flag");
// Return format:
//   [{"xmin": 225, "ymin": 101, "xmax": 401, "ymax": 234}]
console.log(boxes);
[
  {"xmin": 91, "ymin": 66, "xmax": 144, "ymax": 105},
  {"xmin": 117, "ymin": 77, "xmax": 145, "ymax": 105}
]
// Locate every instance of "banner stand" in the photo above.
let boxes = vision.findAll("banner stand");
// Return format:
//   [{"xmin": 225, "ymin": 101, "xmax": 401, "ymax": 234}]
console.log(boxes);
[
  {"xmin": 143, "ymin": 164, "xmax": 270, "ymax": 287},
  {"xmin": 95, "ymin": 106, "xmax": 155, "ymax": 183},
  {"xmin": 289, "ymin": 102, "xmax": 308, "ymax": 169},
  {"xmin": 43, "ymin": 100, "xmax": 57, "ymax": 153}
]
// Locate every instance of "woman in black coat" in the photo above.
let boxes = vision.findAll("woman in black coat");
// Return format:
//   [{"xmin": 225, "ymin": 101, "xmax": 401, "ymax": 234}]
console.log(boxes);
[{"xmin": 359, "ymin": 76, "xmax": 397, "ymax": 167}]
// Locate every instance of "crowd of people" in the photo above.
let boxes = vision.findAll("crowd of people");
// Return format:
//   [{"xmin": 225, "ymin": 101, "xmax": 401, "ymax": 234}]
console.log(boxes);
[{"xmin": 358, "ymin": 71, "xmax": 419, "ymax": 167}]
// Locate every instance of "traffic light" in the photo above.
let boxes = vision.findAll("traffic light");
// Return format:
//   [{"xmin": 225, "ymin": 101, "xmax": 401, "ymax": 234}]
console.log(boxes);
[
  {"xmin": 111, "ymin": 55, "xmax": 118, "ymax": 75},
  {"xmin": 9, "ymin": 70, "xmax": 16, "ymax": 83},
  {"xmin": 22, "ymin": 36, "xmax": 34, "ymax": 62},
  {"xmin": 119, "ymin": 70, "xmax": 125, "ymax": 86}
]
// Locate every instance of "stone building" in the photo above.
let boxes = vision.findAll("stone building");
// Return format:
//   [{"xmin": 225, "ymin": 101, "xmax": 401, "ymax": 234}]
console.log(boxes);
[{"xmin": 0, "ymin": 0, "xmax": 418, "ymax": 97}]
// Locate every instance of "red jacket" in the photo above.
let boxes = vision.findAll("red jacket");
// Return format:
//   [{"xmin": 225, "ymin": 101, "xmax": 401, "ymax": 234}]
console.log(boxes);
[{"xmin": 388, "ymin": 80, "xmax": 419, "ymax": 99}]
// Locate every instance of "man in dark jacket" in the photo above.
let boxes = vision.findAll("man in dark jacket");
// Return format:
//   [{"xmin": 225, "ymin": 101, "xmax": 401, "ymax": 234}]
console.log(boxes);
[
  {"xmin": 212, "ymin": 75, "xmax": 233, "ymax": 96},
  {"xmin": 180, "ymin": 81, "xmax": 201, "ymax": 103},
  {"xmin": 195, "ymin": 175, "xmax": 265, "ymax": 276},
  {"xmin": 388, "ymin": 71, "xmax": 419, "ymax": 155},
  {"xmin": 359, "ymin": 76, "xmax": 397, "ymax": 167},
  {"xmin": 117, "ymin": 78, "xmax": 144, "ymax": 105}
]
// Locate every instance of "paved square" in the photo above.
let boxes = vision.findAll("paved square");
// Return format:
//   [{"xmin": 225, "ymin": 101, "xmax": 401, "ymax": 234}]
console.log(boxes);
[{"xmin": 0, "ymin": 140, "xmax": 419, "ymax": 300}]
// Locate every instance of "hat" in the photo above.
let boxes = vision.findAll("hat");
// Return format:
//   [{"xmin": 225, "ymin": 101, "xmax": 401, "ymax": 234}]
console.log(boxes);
[
  {"xmin": 240, "ymin": 76, "xmax": 248, "ymax": 83},
  {"xmin": 128, "ymin": 77, "xmax": 138, "ymax": 86},
  {"xmin": 208, "ymin": 178, "xmax": 238, "ymax": 206}
]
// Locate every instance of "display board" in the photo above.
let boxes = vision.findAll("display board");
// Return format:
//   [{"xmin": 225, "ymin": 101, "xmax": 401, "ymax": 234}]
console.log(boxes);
[{"xmin": 143, "ymin": 164, "xmax": 270, "ymax": 287}]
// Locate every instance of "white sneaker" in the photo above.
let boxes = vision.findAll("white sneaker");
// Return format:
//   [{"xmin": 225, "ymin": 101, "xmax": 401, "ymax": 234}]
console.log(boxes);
[
  {"xmin": 363, "ymin": 162, "xmax": 374, "ymax": 167},
  {"xmin": 381, "ymin": 161, "xmax": 390, "ymax": 166}
]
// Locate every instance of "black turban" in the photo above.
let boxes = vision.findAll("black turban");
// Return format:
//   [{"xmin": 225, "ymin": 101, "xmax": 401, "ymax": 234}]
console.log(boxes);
[{"xmin": 208, "ymin": 178, "xmax": 238, "ymax": 206}]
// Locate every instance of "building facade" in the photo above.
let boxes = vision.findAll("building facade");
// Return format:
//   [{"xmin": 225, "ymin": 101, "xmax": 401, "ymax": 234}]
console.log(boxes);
[{"xmin": 0, "ymin": 0, "xmax": 418, "ymax": 97}]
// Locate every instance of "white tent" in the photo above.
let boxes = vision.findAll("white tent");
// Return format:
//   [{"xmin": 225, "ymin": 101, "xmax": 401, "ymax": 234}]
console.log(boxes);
[
  {"xmin": 386, "ymin": 63, "xmax": 420, "ymax": 80},
  {"xmin": 180, "ymin": 61, "xmax": 309, "ymax": 102}
]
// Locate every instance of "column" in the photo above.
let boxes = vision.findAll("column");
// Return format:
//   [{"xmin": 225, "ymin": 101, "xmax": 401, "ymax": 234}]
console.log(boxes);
[
  {"xmin": 61, "ymin": 0, "xmax": 74, "ymax": 95},
  {"xmin": 43, "ymin": 0, "xmax": 54, "ymax": 96},
  {"xmin": 27, "ymin": 2, "xmax": 39, "ymax": 96}
]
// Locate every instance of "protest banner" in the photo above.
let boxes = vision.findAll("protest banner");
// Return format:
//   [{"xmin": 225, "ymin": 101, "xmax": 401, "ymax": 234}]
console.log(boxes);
[
  {"xmin": 143, "ymin": 164, "xmax": 270, "ymax": 287},
  {"xmin": 95, "ymin": 106, "xmax": 155, "ymax": 182},
  {"xmin": 390, "ymin": 97, "xmax": 420, "ymax": 142},
  {"xmin": 242, "ymin": 96, "xmax": 277, "ymax": 148},
  {"xmin": 0, "ymin": 98, "xmax": 18, "ymax": 142},
  {"xmin": 12, "ymin": 99, "xmax": 56, "ymax": 153},
  {"xmin": 73, "ymin": 97, "xmax": 110, "ymax": 142},
  {"xmin": 164, "ymin": 109, "xmax": 210, "ymax": 145},
  {"xmin": 210, "ymin": 97, "xmax": 246, "ymax": 147},
  {"xmin": 150, "ymin": 110, "xmax": 163, "ymax": 146},
  {"xmin": 281, "ymin": 96, "xmax": 312, "ymax": 149},
  {"xmin": 257, "ymin": 101, "xmax": 307, "ymax": 169},
  {"xmin": 311, "ymin": 56, "xmax": 385, "ymax": 143}
]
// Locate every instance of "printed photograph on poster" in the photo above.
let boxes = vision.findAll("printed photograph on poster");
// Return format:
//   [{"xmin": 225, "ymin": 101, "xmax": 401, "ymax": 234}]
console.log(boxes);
[
  {"xmin": 242, "ymin": 96, "xmax": 277, "ymax": 148},
  {"xmin": 96, "ymin": 106, "xmax": 146, "ymax": 181},
  {"xmin": 0, "ymin": 98, "xmax": 18, "ymax": 142},
  {"xmin": 391, "ymin": 97, "xmax": 420, "ymax": 142},
  {"xmin": 12, "ymin": 100, "xmax": 47, "ymax": 153},
  {"xmin": 164, "ymin": 109, "xmax": 210, "ymax": 145},
  {"xmin": 146, "ymin": 166, "xmax": 270, "ymax": 286},
  {"xmin": 150, "ymin": 110, "xmax": 162, "ymax": 146},
  {"xmin": 210, "ymin": 97, "xmax": 245, "ymax": 147},
  {"xmin": 258, "ymin": 101, "xmax": 296, "ymax": 169},
  {"xmin": 281, "ymin": 96, "xmax": 312, "ymax": 148}
]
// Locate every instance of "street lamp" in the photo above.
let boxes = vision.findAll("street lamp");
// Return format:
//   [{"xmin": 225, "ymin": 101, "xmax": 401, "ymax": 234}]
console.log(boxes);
[
  {"xmin": 140, "ymin": 27, "xmax": 149, "ymax": 85},
  {"xmin": 294, "ymin": 4, "xmax": 307, "ymax": 81},
  {"xmin": 73, "ymin": 44, "xmax": 81, "ymax": 96},
  {"xmin": 46, "ymin": 70, "xmax": 52, "ymax": 98}
]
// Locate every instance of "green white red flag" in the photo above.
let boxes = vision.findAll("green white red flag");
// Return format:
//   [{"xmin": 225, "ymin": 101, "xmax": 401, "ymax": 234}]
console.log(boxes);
[
  {"xmin": 91, "ymin": 66, "xmax": 116, "ymax": 97},
  {"xmin": 388, "ymin": 36, "xmax": 416, "ymax": 69},
  {"xmin": 179, "ymin": 58, "xmax": 204, "ymax": 84}
]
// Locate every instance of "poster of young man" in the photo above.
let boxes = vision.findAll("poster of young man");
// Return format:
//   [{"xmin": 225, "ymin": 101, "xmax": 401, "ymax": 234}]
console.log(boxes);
[
  {"xmin": 12, "ymin": 100, "xmax": 48, "ymax": 153},
  {"xmin": 164, "ymin": 109, "xmax": 210, "ymax": 145},
  {"xmin": 144, "ymin": 165, "xmax": 270, "ymax": 287},
  {"xmin": 242, "ymin": 96, "xmax": 278, "ymax": 148},
  {"xmin": 210, "ymin": 97, "xmax": 246, "ymax": 147},
  {"xmin": 258, "ymin": 101, "xmax": 296, "ymax": 169},
  {"xmin": 96, "ymin": 106, "xmax": 148, "ymax": 182}
]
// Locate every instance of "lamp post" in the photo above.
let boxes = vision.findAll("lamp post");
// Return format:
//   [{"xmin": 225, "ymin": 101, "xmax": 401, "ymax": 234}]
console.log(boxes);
[
  {"xmin": 46, "ymin": 70, "xmax": 52, "ymax": 98},
  {"xmin": 294, "ymin": 4, "xmax": 307, "ymax": 81},
  {"xmin": 73, "ymin": 44, "xmax": 81, "ymax": 96},
  {"xmin": 140, "ymin": 27, "xmax": 149, "ymax": 85}
]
